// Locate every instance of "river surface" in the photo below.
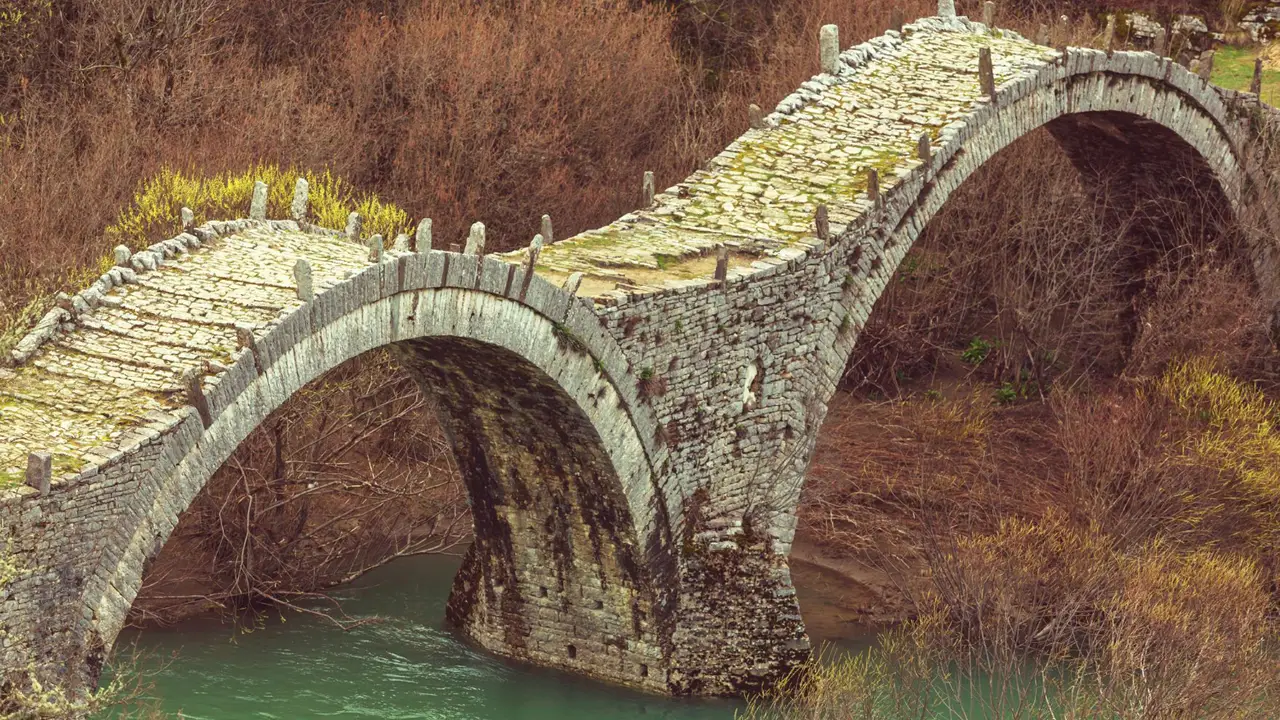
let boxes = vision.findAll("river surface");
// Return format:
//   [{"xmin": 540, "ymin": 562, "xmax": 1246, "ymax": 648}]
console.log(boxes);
[{"xmin": 103, "ymin": 554, "xmax": 751, "ymax": 719}]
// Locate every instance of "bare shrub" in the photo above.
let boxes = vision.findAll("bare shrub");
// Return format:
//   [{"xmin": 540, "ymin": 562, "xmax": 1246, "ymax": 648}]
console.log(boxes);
[
  {"xmin": 914, "ymin": 518, "xmax": 1280, "ymax": 719},
  {"xmin": 789, "ymin": 355, "xmax": 1280, "ymax": 717},
  {"xmin": 844, "ymin": 132, "xmax": 1130, "ymax": 397},
  {"xmin": 129, "ymin": 351, "xmax": 469, "ymax": 628},
  {"xmin": 804, "ymin": 391, "xmax": 994, "ymax": 557},
  {"xmin": 1126, "ymin": 261, "xmax": 1274, "ymax": 379},
  {"xmin": 842, "ymin": 123, "xmax": 1269, "ymax": 402},
  {"xmin": 1083, "ymin": 547, "xmax": 1277, "ymax": 718},
  {"xmin": 736, "ymin": 626, "xmax": 945, "ymax": 719}
]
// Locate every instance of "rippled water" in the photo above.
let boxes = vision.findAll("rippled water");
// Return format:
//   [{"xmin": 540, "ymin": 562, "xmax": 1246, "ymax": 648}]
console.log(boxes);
[{"xmin": 103, "ymin": 554, "xmax": 740, "ymax": 719}]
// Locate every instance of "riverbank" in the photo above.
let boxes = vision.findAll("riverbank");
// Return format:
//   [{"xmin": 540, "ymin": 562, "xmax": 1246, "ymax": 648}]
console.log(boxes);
[{"xmin": 789, "ymin": 533, "xmax": 916, "ymax": 644}]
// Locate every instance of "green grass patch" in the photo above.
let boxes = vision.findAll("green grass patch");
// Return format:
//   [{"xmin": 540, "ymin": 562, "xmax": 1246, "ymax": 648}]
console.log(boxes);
[
  {"xmin": 1212, "ymin": 46, "xmax": 1280, "ymax": 106},
  {"xmin": 653, "ymin": 253, "xmax": 680, "ymax": 270}
]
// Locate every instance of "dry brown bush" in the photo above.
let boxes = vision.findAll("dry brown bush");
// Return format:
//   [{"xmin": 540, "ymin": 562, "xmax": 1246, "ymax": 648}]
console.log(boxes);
[
  {"xmin": 788, "ymin": 357, "xmax": 1280, "ymax": 716},
  {"xmin": 915, "ymin": 518, "xmax": 1280, "ymax": 719},
  {"xmin": 130, "ymin": 351, "xmax": 469, "ymax": 627},
  {"xmin": 844, "ymin": 131, "xmax": 1129, "ymax": 397}
]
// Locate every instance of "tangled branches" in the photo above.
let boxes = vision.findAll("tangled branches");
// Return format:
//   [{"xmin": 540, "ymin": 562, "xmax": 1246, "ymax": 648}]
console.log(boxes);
[{"xmin": 130, "ymin": 350, "xmax": 470, "ymax": 629}]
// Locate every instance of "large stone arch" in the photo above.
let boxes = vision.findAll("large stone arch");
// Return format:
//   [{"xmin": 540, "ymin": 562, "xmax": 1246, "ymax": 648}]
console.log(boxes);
[
  {"xmin": 877, "ymin": 49, "xmax": 1276, "ymax": 318},
  {"xmin": 769, "ymin": 44, "xmax": 1280, "ymax": 614},
  {"xmin": 83, "ymin": 254, "xmax": 678, "ymax": 692},
  {"xmin": 805, "ymin": 46, "xmax": 1280, "ymax": 432}
]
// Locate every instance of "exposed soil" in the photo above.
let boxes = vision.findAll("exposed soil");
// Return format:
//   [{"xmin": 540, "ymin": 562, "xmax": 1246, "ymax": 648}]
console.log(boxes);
[{"xmin": 789, "ymin": 531, "xmax": 917, "ymax": 646}]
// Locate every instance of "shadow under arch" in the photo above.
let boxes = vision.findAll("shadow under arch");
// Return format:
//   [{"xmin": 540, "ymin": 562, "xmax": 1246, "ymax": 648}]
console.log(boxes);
[
  {"xmin": 395, "ymin": 335, "xmax": 664, "ymax": 674},
  {"xmin": 89, "ymin": 282, "xmax": 675, "ymax": 694},
  {"xmin": 1048, "ymin": 109, "xmax": 1239, "ymax": 254}
]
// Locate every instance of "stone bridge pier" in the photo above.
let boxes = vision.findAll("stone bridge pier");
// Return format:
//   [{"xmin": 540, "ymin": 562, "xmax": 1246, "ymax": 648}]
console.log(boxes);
[{"xmin": 1, "ymin": 7, "xmax": 1278, "ymax": 709}]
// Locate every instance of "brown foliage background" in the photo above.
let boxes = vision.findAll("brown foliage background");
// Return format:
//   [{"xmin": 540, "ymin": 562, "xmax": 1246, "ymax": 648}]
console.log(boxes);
[
  {"xmin": 0, "ymin": 0, "xmax": 939, "ymax": 325},
  {"xmin": 7, "ymin": 2, "xmax": 1280, "ymax": 710}
]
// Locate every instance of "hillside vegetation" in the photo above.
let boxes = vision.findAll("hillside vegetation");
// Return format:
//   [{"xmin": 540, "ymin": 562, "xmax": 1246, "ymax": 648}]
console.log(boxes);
[{"xmin": 3, "ymin": 1, "xmax": 1280, "ymax": 717}]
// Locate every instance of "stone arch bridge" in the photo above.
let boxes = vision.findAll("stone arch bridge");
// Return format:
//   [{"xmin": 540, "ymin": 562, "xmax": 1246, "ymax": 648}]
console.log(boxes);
[{"xmin": 1, "ymin": 8, "xmax": 1277, "ymax": 702}]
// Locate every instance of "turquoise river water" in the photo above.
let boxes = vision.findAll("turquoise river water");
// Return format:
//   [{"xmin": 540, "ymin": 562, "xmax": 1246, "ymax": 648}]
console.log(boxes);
[{"xmin": 101, "ymin": 554, "xmax": 747, "ymax": 719}]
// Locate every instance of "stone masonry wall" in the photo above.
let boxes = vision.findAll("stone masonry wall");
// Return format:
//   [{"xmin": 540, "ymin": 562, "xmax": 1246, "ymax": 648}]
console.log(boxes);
[
  {"xmin": 398, "ymin": 337, "xmax": 670, "ymax": 691},
  {"xmin": 579, "ymin": 26, "xmax": 1279, "ymax": 693}
]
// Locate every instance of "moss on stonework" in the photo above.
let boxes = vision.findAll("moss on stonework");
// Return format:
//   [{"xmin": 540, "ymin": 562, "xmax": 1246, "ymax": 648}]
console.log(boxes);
[
  {"xmin": 552, "ymin": 323, "xmax": 589, "ymax": 356},
  {"xmin": 0, "ymin": 360, "xmax": 166, "ymax": 479},
  {"xmin": 52, "ymin": 453, "xmax": 83, "ymax": 476},
  {"xmin": 654, "ymin": 253, "xmax": 680, "ymax": 270},
  {"xmin": 0, "ymin": 453, "xmax": 86, "ymax": 488}
]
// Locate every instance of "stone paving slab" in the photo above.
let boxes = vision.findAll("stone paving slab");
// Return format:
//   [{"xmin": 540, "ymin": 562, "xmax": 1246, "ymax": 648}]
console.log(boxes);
[
  {"xmin": 77, "ymin": 308, "xmax": 240, "ymax": 357},
  {"xmin": 500, "ymin": 23, "xmax": 1057, "ymax": 300},
  {"xmin": 0, "ymin": 222, "xmax": 373, "ymax": 480}
]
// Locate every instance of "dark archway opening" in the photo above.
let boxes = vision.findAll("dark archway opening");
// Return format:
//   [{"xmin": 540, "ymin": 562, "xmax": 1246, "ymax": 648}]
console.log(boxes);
[
  {"xmin": 121, "ymin": 334, "xmax": 666, "ymax": 698},
  {"xmin": 394, "ymin": 337, "xmax": 664, "ymax": 685}
]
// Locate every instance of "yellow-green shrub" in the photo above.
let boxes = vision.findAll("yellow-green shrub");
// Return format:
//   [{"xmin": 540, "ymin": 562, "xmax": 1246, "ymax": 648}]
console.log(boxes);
[
  {"xmin": 105, "ymin": 165, "xmax": 412, "ymax": 250},
  {"xmin": 0, "ymin": 0, "xmax": 51, "ymax": 82},
  {"xmin": 1088, "ymin": 545, "xmax": 1277, "ymax": 718},
  {"xmin": 1159, "ymin": 357, "xmax": 1280, "ymax": 506}
]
